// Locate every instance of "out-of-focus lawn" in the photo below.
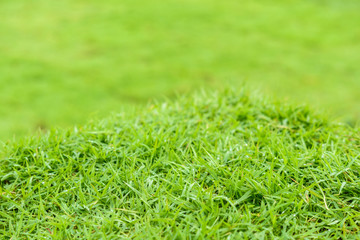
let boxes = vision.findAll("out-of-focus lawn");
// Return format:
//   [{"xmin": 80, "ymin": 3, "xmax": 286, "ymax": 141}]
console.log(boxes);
[{"xmin": 0, "ymin": 0, "xmax": 359, "ymax": 140}]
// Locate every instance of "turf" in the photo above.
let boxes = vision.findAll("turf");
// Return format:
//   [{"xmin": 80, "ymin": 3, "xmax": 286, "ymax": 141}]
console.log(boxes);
[
  {"xmin": 1, "ymin": 0, "xmax": 360, "ymax": 139},
  {"xmin": 1, "ymin": 90, "xmax": 359, "ymax": 239}
]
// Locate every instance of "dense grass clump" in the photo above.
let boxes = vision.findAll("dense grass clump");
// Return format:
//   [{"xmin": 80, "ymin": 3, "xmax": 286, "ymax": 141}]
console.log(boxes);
[{"xmin": 1, "ymin": 90, "xmax": 359, "ymax": 239}]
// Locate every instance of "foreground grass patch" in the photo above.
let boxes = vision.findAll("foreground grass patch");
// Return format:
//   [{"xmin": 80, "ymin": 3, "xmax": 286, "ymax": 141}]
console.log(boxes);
[{"xmin": 1, "ymin": 90, "xmax": 359, "ymax": 239}]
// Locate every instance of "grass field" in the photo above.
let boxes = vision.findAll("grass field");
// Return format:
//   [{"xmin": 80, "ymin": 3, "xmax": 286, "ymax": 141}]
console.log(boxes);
[
  {"xmin": 1, "ymin": 0, "xmax": 360, "ymax": 140},
  {"xmin": 1, "ymin": 1, "xmax": 360, "ymax": 238},
  {"xmin": 1, "ymin": 90, "xmax": 359, "ymax": 239}
]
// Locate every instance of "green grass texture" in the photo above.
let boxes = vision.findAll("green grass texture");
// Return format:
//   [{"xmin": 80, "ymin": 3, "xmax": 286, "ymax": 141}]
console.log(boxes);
[
  {"xmin": 1, "ymin": 0, "xmax": 360, "ymax": 139},
  {"xmin": 1, "ymin": 90, "xmax": 359, "ymax": 239}
]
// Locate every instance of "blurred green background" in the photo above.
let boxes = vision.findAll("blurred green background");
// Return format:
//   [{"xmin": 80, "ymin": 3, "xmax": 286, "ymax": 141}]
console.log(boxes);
[{"xmin": 0, "ymin": 0, "xmax": 359, "ymax": 140}]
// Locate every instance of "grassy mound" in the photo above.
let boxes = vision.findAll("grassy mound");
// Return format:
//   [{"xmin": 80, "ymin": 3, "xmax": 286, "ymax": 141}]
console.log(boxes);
[{"xmin": 1, "ymin": 90, "xmax": 359, "ymax": 239}]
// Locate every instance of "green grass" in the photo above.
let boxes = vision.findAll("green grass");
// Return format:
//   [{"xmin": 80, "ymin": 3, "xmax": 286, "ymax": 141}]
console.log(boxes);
[
  {"xmin": 1, "ymin": 90, "xmax": 359, "ymax": 239},
  {"xmin": 1, "ymin": 0, "xmax": 360, "ymax": 139}
]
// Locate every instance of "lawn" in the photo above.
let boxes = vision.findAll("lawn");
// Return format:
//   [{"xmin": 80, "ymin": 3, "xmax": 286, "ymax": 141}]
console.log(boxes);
[
  {"xmin": 0, "ymin": 0, "xmax": 360, "ymax": 140},
  {"xmin": 1, "ymin": 0, "xmax": 360, "ymax": 238},
  {"xmin": 1, "ymin": 90, "xmax": 359, "ymax": 239}
]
